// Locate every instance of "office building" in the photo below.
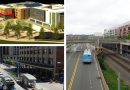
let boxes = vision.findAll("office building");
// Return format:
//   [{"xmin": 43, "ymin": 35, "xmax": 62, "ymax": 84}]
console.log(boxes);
[{"xmin": 0, "ymin": 46, "xmax": 64, "ymax": 80}]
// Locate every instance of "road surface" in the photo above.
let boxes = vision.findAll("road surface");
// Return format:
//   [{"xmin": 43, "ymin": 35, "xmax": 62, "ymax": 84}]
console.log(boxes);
[
  {"xmin": 67, "ymin": 44, "xmax": 103, "ymax": 90},
  {"xmin": 0, "ymin": 64, "xmax": 25, "ymax": 90}
]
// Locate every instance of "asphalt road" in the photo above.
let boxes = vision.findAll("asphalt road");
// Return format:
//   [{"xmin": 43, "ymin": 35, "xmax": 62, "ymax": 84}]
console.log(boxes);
[
  {"xmin": 67, "ymin": 44, "xmax": 103, "ymax": 90},
  {"xmin": 0, "ymin": 64, "xmax": 25, "ymax": 90}
]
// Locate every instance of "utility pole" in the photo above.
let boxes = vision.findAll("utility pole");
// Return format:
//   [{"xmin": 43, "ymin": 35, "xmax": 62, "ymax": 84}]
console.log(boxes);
[
  {"xmin": 53, "ymin": 47, "xmax": 57, "ymax": 80},
  {"xmin": 118, "ymin": 73, "xmax": 120, "ymax": 90},
  {"xmin": 17, "ymin": 62, "xmax": 19, "ymax": 79},
  {"xmin": 17, "ymin": 47, "xmax": 20, "ymax": 79}
]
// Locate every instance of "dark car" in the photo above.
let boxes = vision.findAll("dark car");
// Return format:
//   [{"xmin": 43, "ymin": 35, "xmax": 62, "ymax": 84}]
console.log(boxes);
[
  {"xmin": 11, "ymin": 85, "xmax": 16, "ymax": 90},
  {"xmin": 0, "ymin": 82, "xmax": 3, "ymax": 90}
]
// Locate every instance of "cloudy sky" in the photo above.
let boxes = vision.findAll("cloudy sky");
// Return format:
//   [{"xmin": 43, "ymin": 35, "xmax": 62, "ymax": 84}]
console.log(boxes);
[{"xmin": 66, "ymin": 0, "xmax": 130, "ymax": 35}]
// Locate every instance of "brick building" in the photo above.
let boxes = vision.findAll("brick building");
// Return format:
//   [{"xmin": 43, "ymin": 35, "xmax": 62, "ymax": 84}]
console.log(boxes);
[{"xmin": 104, "ymin": 22, "xmax": 130, "ymax": 38}]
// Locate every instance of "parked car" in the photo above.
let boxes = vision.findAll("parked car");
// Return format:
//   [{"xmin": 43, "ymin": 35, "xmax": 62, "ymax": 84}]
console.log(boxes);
[
  {"xmin": 0, "ymin": 82, "xmax": 3, "ymax": 90},
  {"xmin": 2, "ymin": 76, "xmax": 15, "ymax": 90},
  {"xmin": 0, "ymin": 72, "xmax": 4, "ymax": 78},
  {"xmin": 11, "ymin": 85, "xmax": 16, "ymax": 90}
]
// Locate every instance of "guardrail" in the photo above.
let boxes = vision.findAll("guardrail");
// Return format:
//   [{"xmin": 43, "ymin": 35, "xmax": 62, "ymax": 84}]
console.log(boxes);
[{"xmin": 95, "ymin": 52, "xmax": 109, "ymax": 90}]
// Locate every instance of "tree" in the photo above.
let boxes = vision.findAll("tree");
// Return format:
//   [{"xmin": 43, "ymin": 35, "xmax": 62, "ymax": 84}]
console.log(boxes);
[
  {"xmin": 53, "ymin": 26, "xmax": 59, "ymax": 39},
  {"xmin": 58, "ymin": 23, "xmax": 64, "ymax": 32},
  {"xmin": 15, "ymin": 24, "xmax": 21, "ymax": 39},
  {"xmin": 17, "ymin": 20, "xmax": 28, "ymax": 32},
  {"xmin": 39, "ymin": 27, "xmax": 45, "ymax": 38},
  {"xmin": 126, "ymin": 34, "xmax": 130, "ymax": 39},
  {"xmin": 3, "ymin": 21, "xmax": 11, "ymax": 39},
  {"xmin": 0, "ymin": 24, "xmax": 3, "ymax": 30},
  {"xmin": 98, "ymin": 53, "xmax": 105, "ymax": 70},
  {"xmin": 0, "ymin": 24, "xmax": 4, "ymax": 35},
  {"xmin": 11, "ymin": 23, "xmax": 21, "ymax": 39},
  {"xmin": 26, "ymin": 23, "xmax": 33, "ymax": 40}
]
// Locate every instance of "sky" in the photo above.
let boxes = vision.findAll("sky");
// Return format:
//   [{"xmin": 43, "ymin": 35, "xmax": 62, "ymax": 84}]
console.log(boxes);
[{"xmin": 66, "ymin": 0, "xmax": 130, "ymax": 35}]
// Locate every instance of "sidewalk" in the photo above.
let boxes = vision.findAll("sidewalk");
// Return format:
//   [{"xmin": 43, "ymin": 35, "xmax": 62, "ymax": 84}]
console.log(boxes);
[{"xmin": 36, "ymin": 82, "xmax": 63, "ymax": 90}]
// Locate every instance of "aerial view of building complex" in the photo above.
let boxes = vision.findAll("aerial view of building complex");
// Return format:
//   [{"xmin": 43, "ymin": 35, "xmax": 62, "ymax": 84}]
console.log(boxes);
[{"xmin": 0, "ymin": 1, "xmax": 64, "ymax": 44}]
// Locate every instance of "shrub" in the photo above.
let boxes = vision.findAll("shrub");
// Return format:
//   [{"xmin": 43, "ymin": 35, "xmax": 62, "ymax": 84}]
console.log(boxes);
[{"xmin": 39, "ymin": 31, "xmax": 53, "ymax": 39}]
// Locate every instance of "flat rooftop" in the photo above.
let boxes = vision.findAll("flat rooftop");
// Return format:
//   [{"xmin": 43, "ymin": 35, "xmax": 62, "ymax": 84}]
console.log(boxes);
[
  {"xmin": 22, "ymin": 73, "xmax": 36, "ymax": 80},
  {"xmin": 8, "ymin": 1, "xmax": 42, "ymax": 8},
  {"xmin": 0, "ymin": 5, "xmax": 12, "ymax": 9},
  {"xmin": 34, "ymin": 4, "xmax": 64, "ymax": 13}
]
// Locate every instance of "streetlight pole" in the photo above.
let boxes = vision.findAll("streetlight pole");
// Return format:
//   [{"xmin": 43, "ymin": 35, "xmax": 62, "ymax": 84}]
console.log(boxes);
[
  {"xmin": 17, "ymin": 53, "xmax": 20, "ymax": 79},
  {"xmin": 118, "ymin": 73, "xmax": 120, "ymax": 90},
  {"xmin": 53, "ymin": 47, "xmax": 57, "ymax": 81},
  {"xmin": 17, "ymin": 62, "xmax": 19, "ymax": 79}
]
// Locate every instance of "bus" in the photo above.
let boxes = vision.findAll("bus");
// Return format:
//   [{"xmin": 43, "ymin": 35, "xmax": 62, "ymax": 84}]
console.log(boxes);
[
  {"xmin": 20, "ymin": 73, "xmax": 36, "ymax": 88},
  {"xmin": 82, "ymin": 49, "xmax": 92, "ymax": 63}
]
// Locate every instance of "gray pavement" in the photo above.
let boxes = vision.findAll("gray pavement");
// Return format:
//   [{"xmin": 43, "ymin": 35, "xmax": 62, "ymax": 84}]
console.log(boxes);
[
  {"xmin": 0, "ymin": 64, "xmax": 63, "ymax": 90},
  {"xmin": 67, "ymin": 44, "xmax": 103, "ymax": 90},
  {"xmin": 0, "ymin": 64, "xmax": 25, "ymax": 90},
  {"xmin": 36, "ymin": 82, "xmax": 63, "ymax": 90}
]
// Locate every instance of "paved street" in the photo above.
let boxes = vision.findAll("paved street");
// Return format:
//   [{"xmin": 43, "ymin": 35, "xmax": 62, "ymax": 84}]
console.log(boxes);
[
  {"xmin": 0, "ymin": 64, "xmax": 25, "ymax": 90},
  {"xmin": 0, "ymin": 64, "xmax": 63, "ymax": 90},
  {"xmin": 67, "ymin": 44, "xmax": 103, "ymax": 90}
]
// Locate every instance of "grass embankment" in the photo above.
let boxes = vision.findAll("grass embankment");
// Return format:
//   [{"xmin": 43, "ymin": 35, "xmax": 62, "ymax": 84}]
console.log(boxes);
[
  {"xmin": 97, "ymin": 53, "xmax": 130, "ymax": 90},
  {"xmin": 0, "ymin": 39, "xmax": 63, "ymax": 44}
]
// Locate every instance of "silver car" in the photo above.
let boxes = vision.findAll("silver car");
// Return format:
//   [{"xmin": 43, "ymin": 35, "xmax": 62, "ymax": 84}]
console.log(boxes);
[{"xmin": 0, "ymin": 72, "xmax": 4, "ymax": 78}]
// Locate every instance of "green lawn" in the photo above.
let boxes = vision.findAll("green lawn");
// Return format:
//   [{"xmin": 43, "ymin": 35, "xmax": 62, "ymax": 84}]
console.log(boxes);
[
  {"xmin": 102, "ymin": 62, "xmax": 130, "ymax": 90},
  {"xmin": 0, "ymin": 39, "xmax": 64, "ymax": 44},
  {"xmin": 97, "ymin": 53, "xmax": 130, "ymax": 90}
]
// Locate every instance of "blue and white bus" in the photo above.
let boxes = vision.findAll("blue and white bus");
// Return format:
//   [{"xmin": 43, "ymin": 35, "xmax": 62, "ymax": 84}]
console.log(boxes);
[{"xmin": 82, "ymin": 49, "xmax": 92, "ymax": 63}]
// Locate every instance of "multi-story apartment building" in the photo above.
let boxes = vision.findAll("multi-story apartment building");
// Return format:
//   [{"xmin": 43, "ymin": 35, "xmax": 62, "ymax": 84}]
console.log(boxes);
[
  {"xmin": 0, "ymin": 5, "xmax": 15, "ymax": 18},
  {"xmin": 104, "ymin": 22, "xmax": 130, "ymax": 38},
  {"xmin": 118, "ymin": 24, "xmax": 130, "ymax": 38},
  {"xmin": 0, "ymin": 2, "xmax": 64, "ymax": 33},
  {"xmin": 9, "ymin": 2, "xmax": 42, "ymax": 19},
  {"xmin": 0, "ymin": 46, "xmax": 64, "ymax": 80},
  {"xmin": 0, "ymin": 2, "xmax": 64, "ymax": 30},
  {"xmin": 14, "ymin": 6, "xmax": 30, "ymax": 19},
  {"xmin": 29, "ymin": 4, "xmax": 64, "ymax": 28},
  {"xmin": 0, "ymin": 47, "xmax": 19, "ymax": 63},
  {"xmin": 104, "ymin": 28, "xmax": 116, "ymax": 38}
]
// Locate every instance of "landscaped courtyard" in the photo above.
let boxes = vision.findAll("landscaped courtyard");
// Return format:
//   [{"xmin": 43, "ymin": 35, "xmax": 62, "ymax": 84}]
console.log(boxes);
[{"xmin": 0, "ymin": 19, "xmax": 64, "ymax": 44}]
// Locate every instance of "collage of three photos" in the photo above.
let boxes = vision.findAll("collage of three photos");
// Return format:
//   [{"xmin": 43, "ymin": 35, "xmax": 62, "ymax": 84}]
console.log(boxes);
[
  {"xmin": 1, "ymin": 0, "xmax": 130, "ymax": 90},
  {"xmin": 0, "ymin": 0, "xmax": 64, "ymax": 90}
]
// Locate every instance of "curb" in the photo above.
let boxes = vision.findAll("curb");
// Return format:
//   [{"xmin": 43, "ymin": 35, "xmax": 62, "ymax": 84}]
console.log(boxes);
[{"xmin": 95, "ymin": 52, "xmax": 109, "ymax": 90}]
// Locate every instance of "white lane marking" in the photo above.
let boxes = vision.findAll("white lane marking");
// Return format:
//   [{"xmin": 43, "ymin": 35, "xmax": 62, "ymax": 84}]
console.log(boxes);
[
  {"xmin": 93, "ymin": 51, "xmax": 104, "ymax": 90},
  {"xmin": 88, "ymin": 71, "xmax": 93, "ymax": 88},
  {"xmin": 90, "ymin": 79, "xmax": 92, "ymax": 88}
]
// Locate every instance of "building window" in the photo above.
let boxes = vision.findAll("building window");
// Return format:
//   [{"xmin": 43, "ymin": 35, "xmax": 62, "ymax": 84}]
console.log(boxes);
[
  {"xmin": 42, "ymin": 58, "xmax": 44, "ymax": 64},
  {"xmin": 43, "ymin": 49, "xmax": 47, "ymax": 54},
  {"xmin": 48, "ymin": 58, "xmax": 53, "ymax": 65},
  {"xmin": 128, "ymin": 27, "xmax": 130, "ymax": 30}
]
